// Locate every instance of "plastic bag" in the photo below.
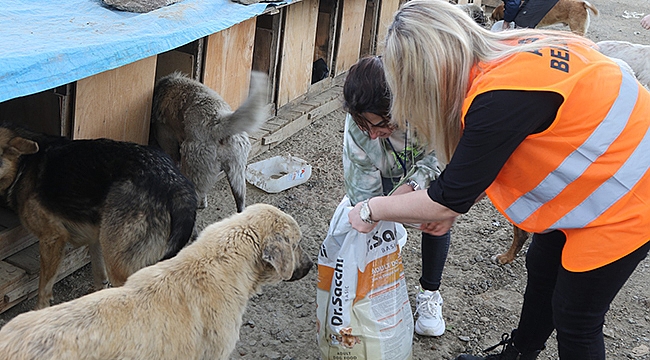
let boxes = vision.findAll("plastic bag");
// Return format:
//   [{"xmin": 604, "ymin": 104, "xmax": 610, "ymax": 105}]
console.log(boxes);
[{"xmin": 317, "ymin": 196, "xmax": 413, "ymax": 360}]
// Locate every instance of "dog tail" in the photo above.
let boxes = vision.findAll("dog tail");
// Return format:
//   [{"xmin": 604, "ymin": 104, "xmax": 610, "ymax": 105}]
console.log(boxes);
[
  {"xmin": 161, "ymin": 183, "xmax": 198, "ymax": 260},
  {"xmin": 584, "ymin": 1, "xmax": 598, "ymax": 16},
  {"xmin": 220, "ymin": 71, "xmax": 270, "ymax": 137}
]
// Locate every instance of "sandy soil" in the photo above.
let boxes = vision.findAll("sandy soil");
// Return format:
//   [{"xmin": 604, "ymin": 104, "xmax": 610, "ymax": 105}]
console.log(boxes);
[{"xmin": 1, "ymin": 0, "xmax": 650, "ymax": 359}]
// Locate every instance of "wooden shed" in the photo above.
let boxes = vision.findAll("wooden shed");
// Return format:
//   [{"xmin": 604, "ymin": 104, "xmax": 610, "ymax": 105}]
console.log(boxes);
[{"xmin": 0, "ymin": 0, "xmax": 398, "ymax": 313}]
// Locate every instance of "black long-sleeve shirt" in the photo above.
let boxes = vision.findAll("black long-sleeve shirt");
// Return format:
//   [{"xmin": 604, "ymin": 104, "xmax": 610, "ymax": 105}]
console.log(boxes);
[{"xmin": 427, "ymin": 90, "xmax": 564, "ymax": 213}]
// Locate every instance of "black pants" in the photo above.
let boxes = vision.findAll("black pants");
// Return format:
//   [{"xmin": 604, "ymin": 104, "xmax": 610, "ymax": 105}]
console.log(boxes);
[
  {"xmin": 420, "ymin": 231, "xmax": 450, "ymax": 291},
  {"xmin": 514, "ymin": 230, "xmax": 650, "ymax": 359},
  {"xmin": 382, "ymin": 177, "xmax": 450, "ymax": 291},
  {"xmin": 514, "ymin": 0, "xmax": 559, "ymax": 28}
]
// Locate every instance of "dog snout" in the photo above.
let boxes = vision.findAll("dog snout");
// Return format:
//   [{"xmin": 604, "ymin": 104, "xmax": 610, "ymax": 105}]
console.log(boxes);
[{"xmin": 287, "ymin": 248, "xmax": 313, "ymax": 281}]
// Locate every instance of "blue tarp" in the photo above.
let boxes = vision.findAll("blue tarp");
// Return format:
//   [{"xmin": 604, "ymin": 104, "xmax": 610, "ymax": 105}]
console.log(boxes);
[{"xmin": 0, "ymin": 0, "xmax": 289, "ymax": 103}]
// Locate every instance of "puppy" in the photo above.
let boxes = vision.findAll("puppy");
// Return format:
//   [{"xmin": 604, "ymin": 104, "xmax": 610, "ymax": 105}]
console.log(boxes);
[
  {"xmin": 491, "ymin": 0, "xmax": 599, "ymax": 36},
  {"xmin": 0, "ymin": 204, "xmax": 313, "ymax": 360},
  {"xmin": 150, "ymin": 71, "xmax": 270, "ymax": 210},
  {"xmin": 0, "ymin": 125, "xmax": 197, "ymax": 309},
  {"xmin": 597, "ymin": 41, "xmax": 650, "ymax": 89}
]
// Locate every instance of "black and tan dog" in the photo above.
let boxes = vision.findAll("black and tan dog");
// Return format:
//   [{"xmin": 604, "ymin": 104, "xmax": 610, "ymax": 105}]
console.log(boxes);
[
  {"xmin": 0, "ymin": 204, "xmax": 313, "ymax": 360},
  {"xmin": 0, "ymin": 124, "xmax": 197, "ymax": 309}
]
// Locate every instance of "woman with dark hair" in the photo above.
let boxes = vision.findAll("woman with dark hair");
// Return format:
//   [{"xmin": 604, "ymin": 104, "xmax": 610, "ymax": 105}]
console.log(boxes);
[{"xmin": 342, "ymin": 56, "xmax": 450, "ymax": 337}]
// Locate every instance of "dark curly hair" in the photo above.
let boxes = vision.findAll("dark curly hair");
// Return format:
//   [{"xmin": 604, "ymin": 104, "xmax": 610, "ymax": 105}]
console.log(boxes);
[{"xmin": 342, "ymin": 56, "xmax": 392, "ymax": 132}]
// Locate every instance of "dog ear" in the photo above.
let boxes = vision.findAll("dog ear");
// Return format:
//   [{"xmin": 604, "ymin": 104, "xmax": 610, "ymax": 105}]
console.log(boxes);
[
  {"xmin": 8, "ymin": 137, "xmax": 39, "ymax": 155},
  {"xmin": 262, "ymin": 234, "xmax": 294, "ymax": 280}
]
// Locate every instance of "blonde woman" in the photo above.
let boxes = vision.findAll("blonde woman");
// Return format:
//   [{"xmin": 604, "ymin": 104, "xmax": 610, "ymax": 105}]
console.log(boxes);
[{"xmin": 348, "ymin": 0, "xmax": 650, "ymax": 359}]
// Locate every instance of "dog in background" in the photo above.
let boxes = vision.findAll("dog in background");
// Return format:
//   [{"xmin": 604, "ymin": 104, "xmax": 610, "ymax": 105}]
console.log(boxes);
[
  {"xmin": 490, "ymin": 0, "xmax": 599, "ymax": 36},
  {"xmin": 457, "ymin": 3, "xmax": 489, "ymax": 28},
  {"xmin": 0, "ymin": 125, "xmax": 197, "ymax": 309},
  {"xmin": 597, "ymin": 40, "xmax": 650, "ymax": 89},
  {"xmin": 495, "ymin": 225, "xmax": 530, "ymax": 264},
  {"xmin": 0, "ymin": 204, "xmax": 313, "ymax": 360},
  {"xmin": 150, "ymin": 71, "xmax": 270, "ymax": 211}
]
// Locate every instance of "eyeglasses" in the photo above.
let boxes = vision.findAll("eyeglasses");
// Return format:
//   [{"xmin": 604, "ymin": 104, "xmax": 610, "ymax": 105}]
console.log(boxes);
[{"xmin": 356, "ymin": 114, "xmax": 393, "ymax": 133}]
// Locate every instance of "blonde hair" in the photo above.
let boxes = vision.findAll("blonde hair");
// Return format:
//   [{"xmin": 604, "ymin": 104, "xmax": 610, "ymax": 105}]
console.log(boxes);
[{"xmin": 383, "ymin": 0, "xmax": 594, "ymax": 164}]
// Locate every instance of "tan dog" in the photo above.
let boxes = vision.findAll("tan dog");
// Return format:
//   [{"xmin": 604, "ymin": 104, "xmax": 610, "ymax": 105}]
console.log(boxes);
[
  {"xmin": 0, "ymin": 204, "xmax": 313, "ymax": 360},
  {"xmin": 491, "ymin": 0, "xmax": 599, "ymax": 36}
]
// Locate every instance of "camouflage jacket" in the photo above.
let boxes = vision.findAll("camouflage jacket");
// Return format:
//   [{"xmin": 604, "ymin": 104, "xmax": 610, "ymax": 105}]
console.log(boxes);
[{"xmin": 342, "ymin": 113, "xmax": 442, "ymax": 205}]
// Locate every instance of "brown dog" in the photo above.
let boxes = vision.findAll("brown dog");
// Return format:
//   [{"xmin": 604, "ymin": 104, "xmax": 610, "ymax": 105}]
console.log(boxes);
[
  {"xmin": 495, "ymin": 225, "xmax": 531, "ymax": 264},
  {"xmin": 0, "ymin": 125, "xmax": 197, "ymax": 309},
  {"xmin": 491, "ymin": 0, "xmax": 599, "ymax": 36},
  {"xmin": 0, "ymin": 203, "xmax": 313, "ymax": 360}
]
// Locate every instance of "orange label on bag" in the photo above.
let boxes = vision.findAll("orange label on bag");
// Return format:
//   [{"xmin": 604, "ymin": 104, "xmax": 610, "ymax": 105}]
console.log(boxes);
[{"xmin": 356, "ymin": 251, "xmax": 403, "ymax": 300}]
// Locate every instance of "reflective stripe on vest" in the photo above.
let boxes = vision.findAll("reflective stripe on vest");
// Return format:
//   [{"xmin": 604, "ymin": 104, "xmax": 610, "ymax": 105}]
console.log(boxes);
[{"xmin": 504, "ymin": 67, "xmax": 646, "ymax": 230}]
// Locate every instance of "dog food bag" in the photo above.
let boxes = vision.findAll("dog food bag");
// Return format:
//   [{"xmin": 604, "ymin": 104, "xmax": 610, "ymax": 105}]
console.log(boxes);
[{"xmin": 317, "ymin": 196, "xmax": 413, "ymax": 360}]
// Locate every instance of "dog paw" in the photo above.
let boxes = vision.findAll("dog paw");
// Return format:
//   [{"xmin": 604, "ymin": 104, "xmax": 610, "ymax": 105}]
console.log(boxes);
[
  {"xmin": 493, "ymin": 253, "xmax": 513, "ymax": 265},
  {"xmin": 198, "ymin": 196, "xmax": 208, "ymax": 209}
]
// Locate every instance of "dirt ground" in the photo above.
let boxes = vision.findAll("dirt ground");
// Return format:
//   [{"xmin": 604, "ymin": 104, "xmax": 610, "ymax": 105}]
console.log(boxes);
[{"xmin": 1, "ymin": 0, "xmax": 650, "ymax": 359}]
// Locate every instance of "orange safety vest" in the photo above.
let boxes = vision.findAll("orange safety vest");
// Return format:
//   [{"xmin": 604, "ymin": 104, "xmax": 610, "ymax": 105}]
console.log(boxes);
[{"xmin": 462, "ymin": 39, "xmax": 650, "ymax": 272}]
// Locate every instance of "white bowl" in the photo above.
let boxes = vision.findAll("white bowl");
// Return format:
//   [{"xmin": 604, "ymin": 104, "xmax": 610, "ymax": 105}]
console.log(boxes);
[{"xmin": 246, "ymin": 154, "xmax": 312, "ymax": 193}]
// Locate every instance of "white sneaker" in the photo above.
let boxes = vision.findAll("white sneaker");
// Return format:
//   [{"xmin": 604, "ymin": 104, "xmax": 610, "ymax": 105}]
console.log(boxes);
[{"xmin": 414, "ymin": 289, "xmax": 445, "ymax": 336}]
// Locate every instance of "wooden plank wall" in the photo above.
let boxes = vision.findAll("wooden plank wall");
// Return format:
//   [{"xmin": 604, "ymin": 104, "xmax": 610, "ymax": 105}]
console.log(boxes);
[
  {"xmin": 73, "ymin": 56, "xmax": 157, "ymax": 145},
  {"xmin": 375, "ymin": 0, "xmax": 401, "ymax": 55},
  {"xmin": 203, "ymin": 18, "xmax": 256, "ymax": 110},
  {"xmin": 334, "ymin": 0, "xmax": 367, "ymax": 76},
  {"xmin": 277, "ymin": 0, "xmax": 319, "ymax": 108}
]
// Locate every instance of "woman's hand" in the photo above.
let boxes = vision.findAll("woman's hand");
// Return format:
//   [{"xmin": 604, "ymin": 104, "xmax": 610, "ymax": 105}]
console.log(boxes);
[
  {"xmin": 349, "ymin": 200, "xmax": 379, "ymax": 233},
  {"xmin": 348, "ymin": 191, "xmax": 461, "ymax": 233},
  {"xmin": 419, "ymin": 218, "xmax": 456, "ymax": 236}
]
